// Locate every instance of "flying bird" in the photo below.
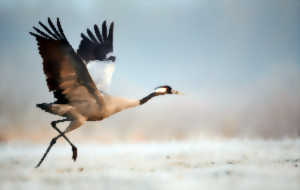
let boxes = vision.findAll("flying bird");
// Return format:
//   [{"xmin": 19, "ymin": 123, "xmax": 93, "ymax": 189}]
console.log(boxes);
[{"xmin": 30, "ymin": 18, "xmax": 181, "ymax": 168}]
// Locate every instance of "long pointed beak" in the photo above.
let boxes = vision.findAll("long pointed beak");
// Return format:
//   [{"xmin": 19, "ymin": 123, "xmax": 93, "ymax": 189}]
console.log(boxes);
[{"xmin": 171, "ymin": 89, "xmax": 184, "ymax": 95}]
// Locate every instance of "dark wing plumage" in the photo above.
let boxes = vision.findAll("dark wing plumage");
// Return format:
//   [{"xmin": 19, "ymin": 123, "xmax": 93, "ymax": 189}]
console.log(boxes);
[
  {"xmin": 77, "ymin": 21, "xmax": 114, "ymax": 63},
  {"xmin": 30, "ymin": 18, "xmax": 103, "ymax": 105}
]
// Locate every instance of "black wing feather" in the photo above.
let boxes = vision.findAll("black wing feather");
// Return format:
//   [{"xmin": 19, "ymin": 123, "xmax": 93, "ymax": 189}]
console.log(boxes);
[
  {"xmin": 56, "ymin": 18, "xmax": 67, "ymax": 40},
  {"xmin": 47, "ymin": 17, "xmax": 62, "ymax": 40},
  {"xmin": 108, "ymin": 22, "xmax": 114, "ymax": 43},
  {"xmin": 94, "ymin": 24, "xmax": 103, "ymax": 43},
  {"xmin": 102, "ymin": 21, "xmax": 108, "ymax": 40},
  {"xmin": 77, "ymin": 20, "xmax": 114, "ymax": 63},
  {"xmin": 38, "ymin": 21, "xmax": 59, "ymax": 40},
  {"xmin": 33, "ymin": 26, "xmax": 52, "ymax": 39},
  {"xmin": 87, "ymin": 28, "xmax": 98, "ymax": 43}
]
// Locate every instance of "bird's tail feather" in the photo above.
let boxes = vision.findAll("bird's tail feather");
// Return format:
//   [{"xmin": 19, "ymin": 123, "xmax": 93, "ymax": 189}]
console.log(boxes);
[{"xmin": 36, "ymin": 103, "xmax": 51, "ymax": 113}]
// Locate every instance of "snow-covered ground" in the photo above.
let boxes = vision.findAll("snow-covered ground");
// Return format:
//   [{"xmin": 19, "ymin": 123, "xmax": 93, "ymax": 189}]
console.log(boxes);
[{"xmin": 1, "ymin": 139, "xmax": 300, "ymax": 190}]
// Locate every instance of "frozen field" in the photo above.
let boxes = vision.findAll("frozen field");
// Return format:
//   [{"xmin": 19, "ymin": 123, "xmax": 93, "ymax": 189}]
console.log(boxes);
[{"xmin": 1, "ymin": 139, "xmax": 300, "ymax": 190}]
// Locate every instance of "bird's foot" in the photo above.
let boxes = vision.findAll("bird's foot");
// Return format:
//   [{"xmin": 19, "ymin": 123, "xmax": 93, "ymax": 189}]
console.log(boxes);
[{"xmin": 72, "ymin": 146, "xmax": 77, "ymax": 161}]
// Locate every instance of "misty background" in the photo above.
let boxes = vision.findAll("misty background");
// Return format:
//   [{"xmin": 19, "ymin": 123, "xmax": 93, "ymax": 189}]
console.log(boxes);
[{"xmin": 0, "ymin": 0, "xmax": 299, "ymax": 142}]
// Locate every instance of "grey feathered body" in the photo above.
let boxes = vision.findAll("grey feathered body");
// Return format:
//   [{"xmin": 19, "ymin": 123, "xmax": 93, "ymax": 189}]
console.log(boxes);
[{"xmin": 39, "ymin": 93, "xmax": 139, "ymax": 122}]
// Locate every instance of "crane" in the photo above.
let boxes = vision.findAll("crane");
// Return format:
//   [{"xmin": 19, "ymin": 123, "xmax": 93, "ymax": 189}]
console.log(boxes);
[{"xmin": 30, "ymin": 18, "xmax": 181, "ymax": 168}]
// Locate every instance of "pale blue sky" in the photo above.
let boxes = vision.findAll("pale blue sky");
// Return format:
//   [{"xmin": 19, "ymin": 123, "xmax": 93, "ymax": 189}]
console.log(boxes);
[{"xmin": 0, "ymin": 0, "xmax": 299, "ymax": 95}]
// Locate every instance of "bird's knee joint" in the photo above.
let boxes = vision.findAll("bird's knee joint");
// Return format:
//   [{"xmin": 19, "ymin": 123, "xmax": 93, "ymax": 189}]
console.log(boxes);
[
  {"xmin": 50, "ymin": 138, "xmax": 57, "ymax": 145},
  {"xmin": 51, "ymin": 121, "xmax": 56, "ymax": 127}
]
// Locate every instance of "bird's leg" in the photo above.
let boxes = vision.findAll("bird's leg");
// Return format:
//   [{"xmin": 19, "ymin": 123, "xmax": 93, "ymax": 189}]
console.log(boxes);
[
  {"xmin": 35, "ymin": 133, "xmax": 61, "ymax": 168},
  {"xmin": 35, "ymin": 119, "xmax": 77, "ymax": 168},
  {"xmin": 50, "ymin": 119, "xmax": 77, "ymax": 162}
]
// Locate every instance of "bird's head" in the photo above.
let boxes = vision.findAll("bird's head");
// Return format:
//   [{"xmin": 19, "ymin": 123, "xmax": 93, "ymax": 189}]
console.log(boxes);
[
  {"xmin": 154, "ymin": 85, "xmax": 183, "ymax": 95},
  {"xmin": 139, "ymin": 85, "xmax": 182, "ymax": 105}
]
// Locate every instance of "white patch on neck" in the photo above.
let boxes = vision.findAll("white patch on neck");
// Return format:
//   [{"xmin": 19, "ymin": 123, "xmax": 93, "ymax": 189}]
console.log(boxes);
[
  {"xmin": 87, "ymin": 60, "xmax": 115, "ymax": 91},
  {"xmin": 155, "ymin": 87, "xmax": 167, "ymax": 93}
]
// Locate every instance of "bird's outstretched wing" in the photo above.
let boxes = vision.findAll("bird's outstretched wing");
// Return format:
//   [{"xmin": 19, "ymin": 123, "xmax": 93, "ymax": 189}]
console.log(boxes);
[
  {"xmin": 30, "ymin": 18, "xmax": 104, "ymax": 106},
  {"xmin": 77, "ymin": 21, "xmax": 114, "ymax": 62},
  {"xmin": 77, "ymin": 21, "xmax": 115, "ymax": 91}
]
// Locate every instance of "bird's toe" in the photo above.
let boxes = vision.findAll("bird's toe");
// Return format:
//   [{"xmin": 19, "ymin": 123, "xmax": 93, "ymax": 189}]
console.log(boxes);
[{"xmin": 72, "ymin": 146, "xmax": 77, "ymax": 161}]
